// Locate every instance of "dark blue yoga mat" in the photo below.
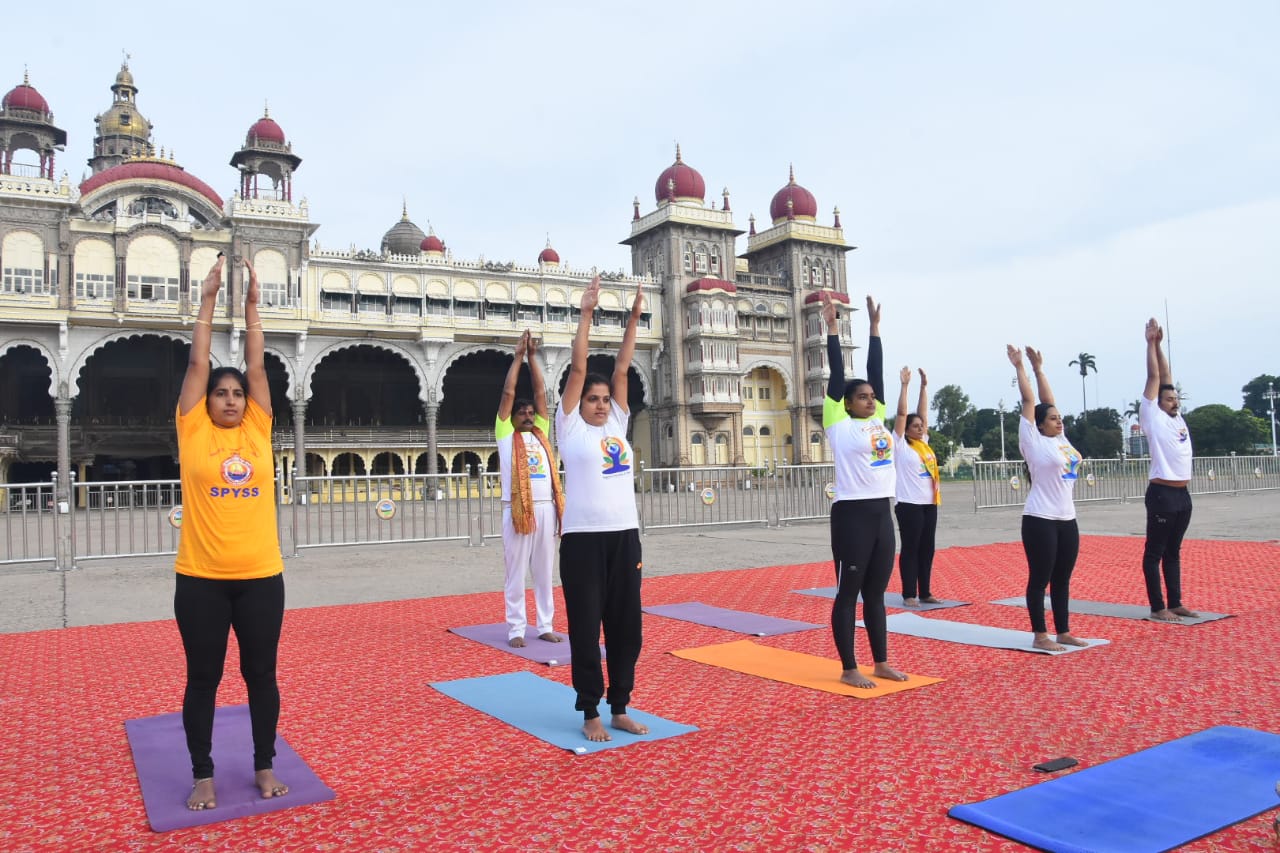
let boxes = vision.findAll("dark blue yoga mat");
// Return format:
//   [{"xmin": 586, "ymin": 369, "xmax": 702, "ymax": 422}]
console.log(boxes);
[{"xmin": 949, "ymin": 725, "xmax": 1280, "ymax": 852}]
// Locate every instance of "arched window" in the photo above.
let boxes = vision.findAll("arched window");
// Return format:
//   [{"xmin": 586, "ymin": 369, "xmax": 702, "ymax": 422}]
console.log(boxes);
[
  {"xmin": 760, "ymin": 426, "xmax": 772, "ymax": 436},
  {"xmin": 691, "ymin": 434, "xmax": 704, "ymax": 445},
  {"xmin": 743, "ymin": 426, "xmax": 755, "ymax": 436}
]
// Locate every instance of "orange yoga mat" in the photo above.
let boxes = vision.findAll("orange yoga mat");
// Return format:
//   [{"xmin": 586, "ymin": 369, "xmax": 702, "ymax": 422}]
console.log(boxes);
[{"xmin": 671, "ymin": 639, "xmax": 944, "ymax": 698}]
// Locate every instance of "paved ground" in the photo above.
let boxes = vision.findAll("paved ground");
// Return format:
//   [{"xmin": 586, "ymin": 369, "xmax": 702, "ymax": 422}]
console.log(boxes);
[{"xmin": 3, "ymin": 482, "xmax": 1277, "ymax": 633}]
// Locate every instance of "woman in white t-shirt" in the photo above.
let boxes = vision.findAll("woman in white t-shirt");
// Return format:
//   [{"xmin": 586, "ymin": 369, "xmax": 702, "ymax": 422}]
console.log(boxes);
[
  {"xmin": 821, "ymin": 292, "xmax": 907, "ymax": 688},
  {"xmin": 556, "ymin": 275, "xmax": 649, "ymax": 743},
  {"xmin": 892, "ymin": 367, "xmax": 942, "ymax": 606},
  {"xmin": 1007, "ymin": 344, "xmax": 1088, "ymax": 652}
]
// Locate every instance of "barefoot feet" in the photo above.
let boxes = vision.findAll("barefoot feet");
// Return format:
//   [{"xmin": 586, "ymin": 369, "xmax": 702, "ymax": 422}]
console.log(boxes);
[
  {"xmin": 1150, "ymin": 608, "xmax": 1183, "ymax": 622},
  {"xmin": 873, "ymin": 662, "xmax": 909, "ymax": 682},
  {"xmin": 1033, "ymin": 634, "xmax": 1066, "ymax": 652},
  {"xmin": 1056, "ymin": 633, "xmax": 1089, "ymax": 647},
  {"xmin": 840, "ymin": 668, "xmax": 878, "ymax": 689},
  {"xmin": 1170, "ymin": 606, "xmax": 1200, "ymax": 618},
  {"xmin": 255, "ymin": 769, "xmax": 288, "ymax": 799},
  {"xmin": 901, "ymin": 597, "xmax": 920, "ymax": 607},
  {"xmin": 583, "ymin": 718, "xmax": 610, "ymax": 742},
  {"xmin": 920, "ymin": 596, "xmax": 941, "ymax": 604},
  {"xmin": 508, "ymin": 636, "xmax": 527, "ymax": 648},
  {"xmin": 538, "ymin": 632, "xmax": 563, "ymax": 643},
  {"xmin": 611, "ymin": 714, "xmax": 649, "ymax": 736},
  {"xmin": 187, "ymin": 777, "xmax": 216, "ymax": 811}
]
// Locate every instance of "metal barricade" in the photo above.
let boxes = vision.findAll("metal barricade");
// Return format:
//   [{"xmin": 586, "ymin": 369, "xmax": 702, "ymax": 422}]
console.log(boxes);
[
  {"xmin": 0, "ymin": 479, "xmax": 57, "ymax": 567},
  {"xmin": 636, "ymin": 464, "xmax": 772, "ymax": 530},
  {"xmin": 71, "ymin": 476, "xmax": 183, "ymax": 562},
  {"xmin": 289, "ymin": 472, "xmax": 477, "ymax": 552},
  {"xmin": 1239, "ymin": 454, "xmax": 1280, "ymax": 492},
  {"xmin": 774, "ymin": 463, "xmax": 836, "ymax": 523}
]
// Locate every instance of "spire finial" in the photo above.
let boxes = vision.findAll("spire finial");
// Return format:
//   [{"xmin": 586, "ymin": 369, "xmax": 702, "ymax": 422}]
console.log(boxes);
[
  {"xmin": 23, "ymin": 66, "xmax": 29, "ymax": 86},
  {"xmin": 675, "ymin": 142, "xmax": 682, "ymax": 164},
  {"xmin": 545, "ymin": 233, "xmax": 553, "ymax": 249},
  {"xmin": 722, "ymin": 187, "xmax": 731, "ymax": 212},
  {"xmin": 788, "ymin": 163, "xmax": 796, "ymax": 184},
  {"xmin": 263, "ymin": 100, "xmax": 270, "ymax": 118},
  {"xmin": 402, "ymin": 198, "xmax": 409, "ymax": 220},
  {"xmin": 121, "ymin": 50, "xmax": 131, "ymax": 69},
  {"xmin": 833, "ymin": 206, "xmax": 842, "ymax": 228},
  {"xmin": 632, "ymin": 196, "xmax": 640, "ymax": 221},
  {"xmin": 748, "ymin": 213, "xmax": 757, "ymax": 237}
]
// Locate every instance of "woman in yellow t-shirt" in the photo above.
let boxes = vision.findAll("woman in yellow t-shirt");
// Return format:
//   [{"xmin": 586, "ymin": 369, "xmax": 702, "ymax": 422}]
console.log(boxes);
[{"xmin": 175, "ymin": 255, "xmax": 287, "ymax": 811}]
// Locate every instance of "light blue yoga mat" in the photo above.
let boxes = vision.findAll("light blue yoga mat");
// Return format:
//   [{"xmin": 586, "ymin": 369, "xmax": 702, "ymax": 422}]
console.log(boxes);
[
  {"xmin": 949, "ymin": 725, "xmax": 1280, "ymax": 852},
  {"xmin": 792, "ymin": 588, "xmax": 969, "ymax": 611},
  {"xmin": 858, "ymin": 611, "xmax": 1107, "ymax": 654},
  {"xmin": 430, "ymin": 670, "xmax": 697, "ymax": 754},
  {"xmin": 989, "ymin": 596, "xmax": 1231, "ymax": 625}
]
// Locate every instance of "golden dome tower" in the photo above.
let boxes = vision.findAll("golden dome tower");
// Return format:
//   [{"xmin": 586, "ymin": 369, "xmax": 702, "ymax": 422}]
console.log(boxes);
[{"xmin": 89, "ymin": 58, "xmax": 154, "ymax": 173}]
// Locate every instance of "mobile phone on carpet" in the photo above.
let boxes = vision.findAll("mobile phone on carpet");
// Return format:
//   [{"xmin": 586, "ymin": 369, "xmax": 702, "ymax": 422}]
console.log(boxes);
[{"xmin": 1033, "ymin": 757, "xmax": 1078, "ymax": 773}]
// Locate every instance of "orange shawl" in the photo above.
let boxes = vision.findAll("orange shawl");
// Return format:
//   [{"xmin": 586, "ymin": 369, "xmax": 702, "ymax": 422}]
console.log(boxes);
[{"xmin": 511, "ymin": 425, "xmax": 564, "ymax": 534}]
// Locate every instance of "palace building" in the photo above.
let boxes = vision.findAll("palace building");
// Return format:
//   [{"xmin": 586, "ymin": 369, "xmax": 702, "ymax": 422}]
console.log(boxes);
[{"xmin": 0, "ymin": 62, "xmax": 857, "ymax": 495}]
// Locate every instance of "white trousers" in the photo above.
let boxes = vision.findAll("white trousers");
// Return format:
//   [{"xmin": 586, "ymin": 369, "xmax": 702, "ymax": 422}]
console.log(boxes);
[{"xmin": 501, "ymin": 502, "xmax": 558, "ymax": 639}]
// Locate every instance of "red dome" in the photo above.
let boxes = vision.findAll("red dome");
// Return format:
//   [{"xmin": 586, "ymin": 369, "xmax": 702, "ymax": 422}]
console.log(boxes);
[
  {"xmin": 79, "ymin": 161, "xmax": 223, "ymax": 209},
  {"xmin": 770, "ymin": 166, "xmax": 818, "ymax": 224},
  {"xmin": 538, "ymin": 243, "xmax": 560, "ymax": 264},
  {"xmin": 654, "ymin": 145, "xmax": 705, "ymax": 204},
  {"xmin": 420, "ymin": 233, "xmax": 445, "ymax": 253},
  {"xmin": 246, "ymin": 116, "xmax": 286, "ymax": 145},
  {"xmin": 3, "ymin": 82, "xmax": 50, "ymax": 114},
  {"xmin": 803, "ymin": 290, "xmax": 849, "ymax": 305}
]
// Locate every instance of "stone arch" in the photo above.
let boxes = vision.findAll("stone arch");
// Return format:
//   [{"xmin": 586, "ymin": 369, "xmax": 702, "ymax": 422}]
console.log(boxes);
[
  {"xmin": 303, "ymin": 339, "xmax": 428, "ymax": 406},
  {"xmin": 69, "ymin": 330, "xmax": 213, "ymax": 399},
  {"xmin": 433, "ymin": 343, "xmax": 523, "ymax": 402},
  {"xmin": 739, "ymin": 357, "xmax": 794, "ymax": 401},
  {"xmin": 0, "ymin": 338, "xmax": 61, "ymax": 398},
  {"xmin": 554, "ymin": 352, "xmax": 654, "ymax": 408},
  {"xmin": 263, "ymin": 345, "xmax": 297, "ymax": 400}
]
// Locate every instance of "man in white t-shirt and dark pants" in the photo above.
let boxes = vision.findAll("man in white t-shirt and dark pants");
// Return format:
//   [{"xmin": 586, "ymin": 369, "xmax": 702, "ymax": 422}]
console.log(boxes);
[
  {"xmin": 496, "ymin": 331, "xmax": 564, "ymax": 647},
  {"xmin": 1139, "ymin": 318, "xmax": 1198, "ymax": 622}
]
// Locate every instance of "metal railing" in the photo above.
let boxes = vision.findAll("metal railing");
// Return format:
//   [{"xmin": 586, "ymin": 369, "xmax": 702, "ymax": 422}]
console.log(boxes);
[
  {"xmin": 0, "ymin": 480, "xmax": 58, "ymax": 566},
  {"xmin": 72, "ymin": 477, "xmax": 183, "ymax": 562},
  {"xmin": 972, "ymin": 455, "xmax": 1280, "ymax": 510},
  {"xmin": 636, "ymin": 464, "xmax": 774, "ymax": 530}
]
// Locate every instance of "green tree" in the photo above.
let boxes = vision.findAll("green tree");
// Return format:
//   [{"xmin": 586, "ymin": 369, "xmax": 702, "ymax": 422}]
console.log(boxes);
[
  {"xmin": 931, "ymin": 384, "xmax": 973, "ymax": 436},
  {"xmin": 1241, "ymin": 374, "xmax": 1280, "ymax": 419},
  {"xmin": 1063, "ymin": 408, "xmax": 1123, "ymax": 458},
  {"xmin": 1068, "ymin": 352, "xmax": 1097, "ymax": 415},
  {"xmin": 1182, "ymin": 405, "xmax": 1269, "ymax": 455}
]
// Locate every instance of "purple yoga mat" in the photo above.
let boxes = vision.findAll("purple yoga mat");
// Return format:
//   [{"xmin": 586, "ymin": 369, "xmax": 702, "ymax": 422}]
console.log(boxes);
[
  {"xmin": 643, "ymin": 602, "xmax": 823, "ymax": 636},
  {"xmin": 125, "ymin": 705, "xmax": 335, "ymax": 832},
  {"xmin": 448, "ymin": 622, "xmax": 603, "ymax": 666}
]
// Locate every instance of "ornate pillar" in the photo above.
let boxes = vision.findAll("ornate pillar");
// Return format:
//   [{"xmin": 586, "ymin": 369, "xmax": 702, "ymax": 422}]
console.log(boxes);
[
  {"xmin": 790, "ymin": 406, "xmax": 806, "ymax": 464},
  {"xmin": 292, "ymin": 393, "xmax": 307, "ymax": 477},
  {"xmin": 55, "ymin": 390, "xmax": 73, "ymax": 570},
  {"xmin": 426, "ymin": 401, "xmax": 439, "ymax": 475}
]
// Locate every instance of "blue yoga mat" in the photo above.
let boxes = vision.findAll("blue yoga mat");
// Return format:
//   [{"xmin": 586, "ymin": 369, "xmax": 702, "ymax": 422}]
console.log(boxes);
[
  {"xmin": 430, "ymin": 670, "xmax": 697, "ymax": 755},
  {"xmin": 949, "ymin": 725, "xmax": 1280, "ymax": 852}
]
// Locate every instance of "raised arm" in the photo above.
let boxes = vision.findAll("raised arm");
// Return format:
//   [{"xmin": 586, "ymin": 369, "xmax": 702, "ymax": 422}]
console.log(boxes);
[
  {"xmin": 611, "ymin": 280, "xmax": 644, "ymax": 415},
  {"xmin": 822, "ymin": 292, "xmax": 844, "ymax": 401},
  {"xmin": 1007, "ymin": 345, "xmax": 1035, "ymax": 422},
  {"xmin": 1026, "ymin": 346, "xmax": 1054, "ymax": 407},
  {"xmin": 526, "ymin": 333, "xmax": 548, "ymax": 420},
  {"xmin": 1143, "ymin": 318, "xmax": 1171, "ymax": 401},
  {"xmin": 242, "ymin": 258, "xmax": 271, "ymax": 416},
  {"xmin": 916, "ymin": 368, "xmax": 929, "ymax": 430},
  {"xmin": 866, "ymin": 295, "xmax": 884, "ymax": 403},
  {"xmin": 560, "ymin": 276, "xmax": 599, "ymax": 416},
  {"xmin": 894, "ymin": 366, "xmax": 911, "ymax": 436},
  {"xmin": 178, "ymin": 256, "xmax": 224, "ymax": 415},
  {"xmin": 497, "ymin": 330, "xmax": 529, "ymax": 421}
]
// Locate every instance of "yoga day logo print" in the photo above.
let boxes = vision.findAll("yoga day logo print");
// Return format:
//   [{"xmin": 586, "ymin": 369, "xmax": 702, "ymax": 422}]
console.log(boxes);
[
  {"xmin": 375, "ymin": 499, "xmax": 397, "ymax": 520},
  {"xmin": 600, "ymin": 437, "xmax": 630, "ymax": 475},
  {"xmin": 527, "ymin": 449, "xmax": 547, "ymax": 479},
  {"xmin": 221, "ymin": 453, "xmax": 253, "ymax": 486}
]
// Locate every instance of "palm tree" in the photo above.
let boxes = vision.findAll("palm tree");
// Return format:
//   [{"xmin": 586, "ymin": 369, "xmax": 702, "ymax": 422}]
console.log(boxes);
[
  {"xmin": 1068, "ymin": 352, "xmax": 1097, "ymax": 414},
  {"xmin": 1123, "ymin": 398, "xmax": 1142, "ymax": 423}
]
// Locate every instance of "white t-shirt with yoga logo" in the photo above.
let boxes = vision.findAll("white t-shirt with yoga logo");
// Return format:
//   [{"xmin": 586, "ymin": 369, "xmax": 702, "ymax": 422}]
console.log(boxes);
[
  {"xmin": 893, "ymin": 428, "xmax": 938, "ymax": 506},
  {"xmin": 555, "ymin": 399, "xmax": 639, "ymax": 533},
  {"xmin": 824, "ymin": 397, "xmax": 895, "ymax": 501},
  {"xmin": 1139, "ymin": 395, "xmax": 1193, "ymax": 482},
  {"xmin": 495, "ymin": 413, "xmax": 553, "ymax": 503},
  {"xmin": 1018, "ymin": 416, "xmax": 1082, "ymax": 521}
]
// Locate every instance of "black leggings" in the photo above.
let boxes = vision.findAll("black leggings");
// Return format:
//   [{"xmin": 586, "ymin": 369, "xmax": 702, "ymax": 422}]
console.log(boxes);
[
  {"xmin": 559, "ymin": 530, "xmax": 642, "ymax": 720},
  {"xmin": 894, "ymin": 502, "xmax": 938, "ymax": 599},
  {"xmin": 830, "ymin": 498, "xmax": 895, "ymax": 669},
  {"xmin": 1020, "ymin": 515, "xmax": 1079, "ymax": 634},
  {"xmin": 1142, "ymin": 483, "xmax": 1193, "ymax": 611},
  {"xmin": 174, "ymin": 572, "xmax": 285, "ymax": 779}
]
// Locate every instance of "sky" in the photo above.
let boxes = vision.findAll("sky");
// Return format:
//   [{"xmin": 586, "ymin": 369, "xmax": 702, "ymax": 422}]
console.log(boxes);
[{"xmin": 15, "ymin": 0, "xmax": 1278, "ymax": 415}]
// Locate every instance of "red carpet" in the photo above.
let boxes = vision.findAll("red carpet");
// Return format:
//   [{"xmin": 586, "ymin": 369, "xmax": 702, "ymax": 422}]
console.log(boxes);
[{"xmin": 3, "ymin": 536, "xmax": 1280, "ymax": 851}]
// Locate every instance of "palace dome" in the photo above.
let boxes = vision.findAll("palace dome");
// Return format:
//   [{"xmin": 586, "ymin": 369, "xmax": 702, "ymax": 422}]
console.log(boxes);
[
  {"xmin": 246, "ymin": 115, "xmax": 286, "ymax": 146},
  {"xmin": 654, "ymin": 145, "xmax": 705, "ymax": 204},
  {"xmin": 382, "ymin": 207, "xmax": 427, "ymax": 256},
  {"xmin": 2, "ymin": 80, "xmax": 51, "ymax": 114},
  {"xmin": 79, "ymin": 160, "xmax": 223, "ymax": 209},
  {"xmin": 769, "ymin": 166, "xmax": 818, "ymax": 224}
]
